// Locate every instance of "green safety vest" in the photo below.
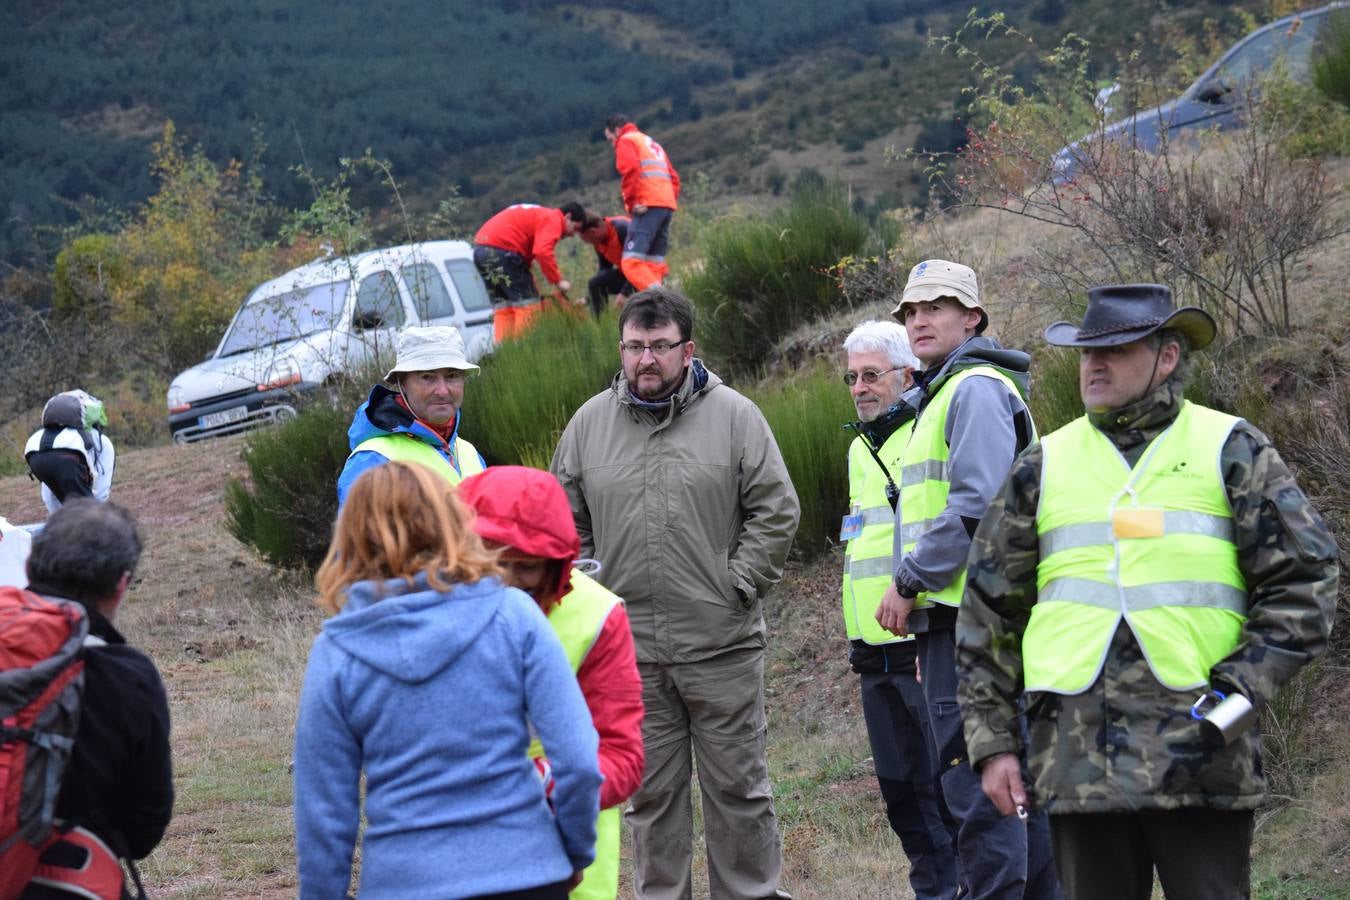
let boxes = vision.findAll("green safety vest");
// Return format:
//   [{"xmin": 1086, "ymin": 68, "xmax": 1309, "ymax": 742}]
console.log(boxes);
[
  {"xmin": 841, "ymin": 428, "xmax": 914, "ymax": 645},
  {"xmin": 899, "ymin": 366, "xmax": 1031, "ymax": 609},
  {"xmin": 1024, "ymin": 401, "xmax": 1248, "ymax": 693},
  {"xmin": 350, "ymin": 431, "xmax": 484, "ymax": 485},
  {"xmin": 527, "ymin": 570, "xmax": 624, "ymax": 900}
]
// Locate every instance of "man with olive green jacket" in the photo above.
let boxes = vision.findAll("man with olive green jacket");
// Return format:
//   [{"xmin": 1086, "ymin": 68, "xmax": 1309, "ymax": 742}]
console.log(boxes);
[{"xmin": 551, "ymin": 286, "xmax": 799, "ymax": 900}]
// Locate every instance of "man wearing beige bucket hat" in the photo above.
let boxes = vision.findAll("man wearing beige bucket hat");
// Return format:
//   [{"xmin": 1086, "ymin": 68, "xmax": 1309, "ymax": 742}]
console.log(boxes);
[
  {"xmin": 874, "ymin": 259, "xmax": 1057, "ymax": 899},
  {"xmin": 956, "ymin": 284, "xmax": 1338, "ymax": 898},
  {"xmin": 337, "ymin": 325, "xmax": 486, "ymax": 505}
]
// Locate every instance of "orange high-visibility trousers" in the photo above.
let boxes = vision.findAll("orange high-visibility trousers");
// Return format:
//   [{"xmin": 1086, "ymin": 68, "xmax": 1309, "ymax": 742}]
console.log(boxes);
[{"xmin": 493, "ymin": 302, "xmax": 541, "ymax": 342}]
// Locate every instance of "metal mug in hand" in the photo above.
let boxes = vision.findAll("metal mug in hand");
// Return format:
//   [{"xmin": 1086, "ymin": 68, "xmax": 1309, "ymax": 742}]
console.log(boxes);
[{"xmin": 1190, "ymin": 689, "xmax": 1255, "ymax": 747}]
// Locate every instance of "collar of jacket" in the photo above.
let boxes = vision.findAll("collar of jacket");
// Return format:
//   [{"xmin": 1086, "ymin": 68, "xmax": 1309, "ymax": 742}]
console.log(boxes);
[
  {"xmin": 849, "ymin": 400, "xmax": 915, "ymax": 448},
  {"xmin": 613, "ymin": 358, "xmax": 713, "ymax": 419},
  {"xmin": 27, "ymin": 585, "xmax": 126, "ymax": 644},
  {"xmin": 914, "ymin": 336, "xmax": 1032, "ymax": 402},
  {"xmin": 356, "ymin": 384, "xmax": 461, "ymax": 451},
  {"xmin": 1087, "ymin": 377, "xmax": 1184, "ymax": 452}
]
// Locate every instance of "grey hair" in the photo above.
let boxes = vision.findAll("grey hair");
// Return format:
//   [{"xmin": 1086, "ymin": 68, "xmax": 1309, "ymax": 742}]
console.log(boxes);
[
  {"xmin": 27, "ymin": 500, "xmax": 142, "ymax": 604},
  {"xmin": 843, "ymin": 320, "xmax": 919, "ymax": 370}
]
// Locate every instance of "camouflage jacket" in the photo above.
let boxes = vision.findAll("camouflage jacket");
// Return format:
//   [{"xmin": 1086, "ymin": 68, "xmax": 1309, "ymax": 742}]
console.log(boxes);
[{"xmin": 955, "ymin": 380, "xmax": 1339, "ymax": 814}]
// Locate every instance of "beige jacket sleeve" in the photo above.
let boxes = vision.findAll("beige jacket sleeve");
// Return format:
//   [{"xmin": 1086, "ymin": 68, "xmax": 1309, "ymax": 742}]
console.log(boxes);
[{"xmin": 729, "ymin": 402, "xmax": 800, "ymax": 603}]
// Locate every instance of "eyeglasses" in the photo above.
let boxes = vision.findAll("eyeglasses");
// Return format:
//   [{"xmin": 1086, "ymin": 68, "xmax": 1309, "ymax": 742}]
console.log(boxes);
[
  {"xmin": 843, "ymin": 367, "xmax": 901, "ymax": 386},
  {"xmin": 621, "ymin": 340, "xmax": 687, "ymax": 357}
]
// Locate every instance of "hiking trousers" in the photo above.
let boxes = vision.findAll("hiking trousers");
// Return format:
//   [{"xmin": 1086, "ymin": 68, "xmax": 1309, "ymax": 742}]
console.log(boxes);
[
  {"xmin": 918, "ymin": 628, "xmax": 1061, "ymax": 900},
  {"xmin": 1050, "ymin": 809, "xmax": 1253, "ymax": 900},
  {"xmin": 859, "ymin": 667, "xmax": 962, "ymax": 900},
  {"xmin": 628, "ymin": 648, "xmax": 789, "ymax": 900}
]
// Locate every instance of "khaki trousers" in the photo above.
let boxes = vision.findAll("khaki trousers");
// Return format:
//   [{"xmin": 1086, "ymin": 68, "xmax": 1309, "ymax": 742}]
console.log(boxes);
[{"xmin": 627, "ymin": 648, "xmax": 789, "ymax": 900}]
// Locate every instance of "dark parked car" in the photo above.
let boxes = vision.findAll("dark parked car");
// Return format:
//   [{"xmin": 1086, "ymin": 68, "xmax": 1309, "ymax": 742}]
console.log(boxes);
[{"xmin": 1053, "ymin": 3, "xmax": 1345, "ymax": 180}]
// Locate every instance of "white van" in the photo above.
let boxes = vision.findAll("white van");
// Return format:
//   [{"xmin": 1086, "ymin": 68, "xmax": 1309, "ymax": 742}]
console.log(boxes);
[{"xmin": 166, "ymin": 240, "xmax": 494, "ymax": 443}]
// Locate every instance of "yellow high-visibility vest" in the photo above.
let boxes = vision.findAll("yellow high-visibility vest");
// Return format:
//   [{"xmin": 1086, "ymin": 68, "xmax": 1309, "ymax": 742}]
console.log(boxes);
[
  {"xmin": 1025, "ymin": 401, "xmax": 1247, "ymax": 693},
  {"xmin": 899, "ymin": 367, "xmax": 1031, "ymax": 609},
  {"xmin": 528, "ymin": 570, "xmax": 624, "ymax": 900},
  {"xmin": 842, "ymin": 427, "xmax": 914, "ymax": 645},
  {"xmin": 350, "ymin": 432, "xmax": 484, "ymax": 485}
]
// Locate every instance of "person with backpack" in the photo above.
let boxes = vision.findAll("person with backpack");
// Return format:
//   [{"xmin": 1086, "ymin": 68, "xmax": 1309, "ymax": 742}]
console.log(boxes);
[
  {"xmin": 2, "ymin": 499, "xmax": 173, "ymax": 899},
  {"xmin": 24, "ymin": 390, "xmax": 115, "ymax": 516}
]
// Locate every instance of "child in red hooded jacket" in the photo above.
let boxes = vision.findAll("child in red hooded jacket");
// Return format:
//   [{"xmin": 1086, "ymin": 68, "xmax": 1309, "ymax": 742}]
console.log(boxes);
[{"xmin": 459, "ymin": 466, "xmax": 644, "ymax": 900}]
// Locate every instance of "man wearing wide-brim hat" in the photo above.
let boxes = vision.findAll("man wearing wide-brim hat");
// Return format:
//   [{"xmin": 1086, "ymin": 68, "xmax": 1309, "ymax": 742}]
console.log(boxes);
[
  {"xmin": 337, "ymin": 325, "xmax": 486, "ymax": 505},
  {"xmin": 955, "ymin": 284, "xmax": 1339, "ymax": 899}
]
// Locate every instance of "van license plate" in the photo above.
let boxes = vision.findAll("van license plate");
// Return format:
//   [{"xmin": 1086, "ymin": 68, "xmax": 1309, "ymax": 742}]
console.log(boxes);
[{"xmin": 199, "ymin": 405, "xmax": 249, "ymax": 430}]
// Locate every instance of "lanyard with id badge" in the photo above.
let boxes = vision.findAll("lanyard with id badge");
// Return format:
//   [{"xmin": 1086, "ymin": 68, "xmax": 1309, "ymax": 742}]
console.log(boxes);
[{"xmin": 840, "ymin": 512, "xmax": 864, "ymax": 543}]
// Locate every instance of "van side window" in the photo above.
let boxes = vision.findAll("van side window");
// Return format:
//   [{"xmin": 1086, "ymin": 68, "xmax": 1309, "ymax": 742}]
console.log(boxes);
[
  {"xmin": 354, "ymin": 271, "xmax": 405, "ymax": 329},
  {"xmin": 402, "ymin": 263, "xmax": 456, "ymax": 320},
  {"xmin": 445, "ymin": 259, "xmax": 492, "ymax": 313}
]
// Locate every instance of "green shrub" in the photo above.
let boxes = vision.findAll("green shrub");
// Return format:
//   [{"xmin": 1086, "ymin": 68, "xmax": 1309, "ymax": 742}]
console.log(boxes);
[
  {"xmin": 749, "ymin": 365, "xmax": 857, "ymax": 559},
  {"xmin": 683, "ymin": 180, "xmax": 897, "ymax": 376},
  {"xmin": 225, "ymin": 375, "xmax": 371, "ymax": 570},
  {"xmin": 1313, "ymin": 10, "xmax": 1350, "ymax": 109},
  {"xmin": 1261, "ymin": 68, "xmax": 1350, "ymax": 158},
  {"xmin": 465, "ymin": 306, "xmax": 619, "ymax": 468},
  {"xmin": 1027, "ymin": 347, "xmax": 1084, "ymax": 435}
]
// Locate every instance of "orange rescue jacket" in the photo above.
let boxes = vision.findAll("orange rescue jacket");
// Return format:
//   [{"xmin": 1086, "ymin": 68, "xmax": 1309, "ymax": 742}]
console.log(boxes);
[
  {"xmin": 613, "ymin": 124, "xmax": 680, "ymax": 212},
  {"xmin": 473, "ymin": 204, "xmax": 568, "ymax": 285},
  {"xmin": 595, "ymin": 216, "xmax": 628, "ymax": 268}
]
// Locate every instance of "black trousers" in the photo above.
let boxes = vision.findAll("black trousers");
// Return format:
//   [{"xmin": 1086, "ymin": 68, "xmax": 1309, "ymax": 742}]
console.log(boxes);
[
  {"xmin": 1050, "ymin": 808, "xmax": 1254, "ymax": 900},
  {"xmin": 473, "ymin": 244, "xmax": 537, "ymax": 305},
  {"xmin": 587, "ymin": 266, "xmax": 632, "ymax": 317},
  {"xmin": 26, "ymin": 449, "xmax": 92, "ymax": 503}
]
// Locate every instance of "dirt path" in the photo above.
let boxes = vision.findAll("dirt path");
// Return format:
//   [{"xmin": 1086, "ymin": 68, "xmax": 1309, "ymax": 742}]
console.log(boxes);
[{"xmin": 1, "ymin": 437, "xmax": 313, "ymax": 897}]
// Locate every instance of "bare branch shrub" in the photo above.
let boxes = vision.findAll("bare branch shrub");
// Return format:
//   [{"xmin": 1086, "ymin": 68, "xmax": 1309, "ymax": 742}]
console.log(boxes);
[{"xmin": 921, "ymin": 12, "xmax": 1346, "ymax": 335}]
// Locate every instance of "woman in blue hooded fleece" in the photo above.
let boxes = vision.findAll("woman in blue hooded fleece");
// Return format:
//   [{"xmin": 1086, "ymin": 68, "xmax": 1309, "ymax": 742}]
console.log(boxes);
[{"xmin": 293, "ymin": 461, "xmax": 602, "ymax": 899}]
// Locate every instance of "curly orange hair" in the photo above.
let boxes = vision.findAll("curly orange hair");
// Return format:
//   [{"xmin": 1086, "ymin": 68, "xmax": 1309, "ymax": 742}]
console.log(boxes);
[{"xmin": 315, "ymin": 461, "xmax": 501, "ymax": 615}]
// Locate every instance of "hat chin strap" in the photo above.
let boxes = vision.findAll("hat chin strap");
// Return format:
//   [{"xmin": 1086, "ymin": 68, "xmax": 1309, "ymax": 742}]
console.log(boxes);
[{"xmin": 1127, "ymin": 342, "xmax": 1168, "ymax": 409}]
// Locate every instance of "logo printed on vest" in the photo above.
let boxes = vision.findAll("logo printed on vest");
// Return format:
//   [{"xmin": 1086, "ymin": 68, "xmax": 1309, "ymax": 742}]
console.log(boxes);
[{"xmin": 1164, "ymin": 459, "xmax": 1203, "ymax": 480}]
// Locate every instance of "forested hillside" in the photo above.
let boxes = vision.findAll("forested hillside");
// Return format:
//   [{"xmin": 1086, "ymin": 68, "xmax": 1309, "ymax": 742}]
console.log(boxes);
[{"xmin": 3, "ymin": 0, "xmax": 1282, "ymax": 266}]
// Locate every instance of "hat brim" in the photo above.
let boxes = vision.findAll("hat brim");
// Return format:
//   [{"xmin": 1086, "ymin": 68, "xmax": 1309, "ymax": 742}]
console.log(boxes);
[
  {"xmin": 890, "ymin": 284, "xmax": 981, "ymax": 318},
  {"xmin": 1044, "ymin": 307, "xmax": 1216, "ymax": 350},
  {"xmin": 384, "ymin": 360, "xmax": 480, "ymax": 381}
]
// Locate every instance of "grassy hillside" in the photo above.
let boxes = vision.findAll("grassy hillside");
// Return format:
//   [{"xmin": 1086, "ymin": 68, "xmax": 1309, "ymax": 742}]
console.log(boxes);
[{"xmin": 2, "ymin": 0, "xmax": 1288, "ymax": 266}]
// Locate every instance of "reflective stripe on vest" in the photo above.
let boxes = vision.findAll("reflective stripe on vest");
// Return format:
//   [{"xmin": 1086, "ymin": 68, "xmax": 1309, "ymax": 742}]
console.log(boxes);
[
  {"xmin": 527, "ymin": 570, "xmax": 624, "ymax": 900},
  {"xmin": 621, "ymin": 132, "xmax": 677, "ymax": 207},
  {"xmin": 1024, "ymin": 401, "xmax": 1247, "ymax": 694},
  {"xmin": 842, "ymin": 431, "xmax": 914, "ymax": 645},
  {"xmin": 898, "ymin": 367, "xmax": 1032, "ymax": 609},
  {"xmin": 350, "ymin": 432, "xmax": 485, "ymax": 485}
]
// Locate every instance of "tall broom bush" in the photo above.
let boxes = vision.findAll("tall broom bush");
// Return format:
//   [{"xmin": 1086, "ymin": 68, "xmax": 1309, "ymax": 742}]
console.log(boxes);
[
  {"xmin": 465, "ymin": 306, "xmax": 618, "ymax": 468},
  {"xmin": 684, "ymin": 179, "xmax": 897, "ymax": 376},
  {"xmin": 749, "ymin": 365, "xmax": 857, "ymax": 559}
]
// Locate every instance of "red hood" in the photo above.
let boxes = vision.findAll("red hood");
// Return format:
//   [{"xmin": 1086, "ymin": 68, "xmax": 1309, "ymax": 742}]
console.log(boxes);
[{"xmin": 458, "ymin": 467, "xmax": 579, "ymax": 599}]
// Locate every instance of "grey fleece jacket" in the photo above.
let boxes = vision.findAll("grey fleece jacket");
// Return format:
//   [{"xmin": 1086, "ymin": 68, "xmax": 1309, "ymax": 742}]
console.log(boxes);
[{"xmin": 892, "ymin": 336, "xmax": 1035, "ymax": 633}]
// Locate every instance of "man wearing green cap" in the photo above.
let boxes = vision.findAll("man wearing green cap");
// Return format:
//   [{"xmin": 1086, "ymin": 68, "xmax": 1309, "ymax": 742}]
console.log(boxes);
[{"xmin": 957, "ymin": 284, "xmax": 1339, "ymax": 899}]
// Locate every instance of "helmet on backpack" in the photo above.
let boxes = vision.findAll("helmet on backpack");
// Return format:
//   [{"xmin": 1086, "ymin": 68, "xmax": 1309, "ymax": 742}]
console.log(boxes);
[{"xmin": 39, "ymin": 391, "xmax": 106, "ymax": 454}]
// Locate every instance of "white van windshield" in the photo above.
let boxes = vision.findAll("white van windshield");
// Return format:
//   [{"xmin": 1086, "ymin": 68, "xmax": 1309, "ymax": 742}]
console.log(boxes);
[{"xmin": 218, "ymin": 281, "xmax": 351, "ymax": 357}]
